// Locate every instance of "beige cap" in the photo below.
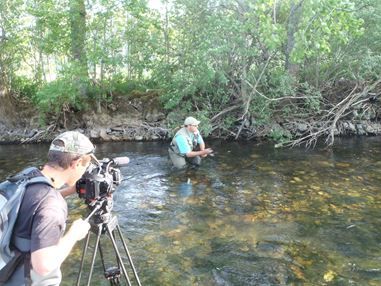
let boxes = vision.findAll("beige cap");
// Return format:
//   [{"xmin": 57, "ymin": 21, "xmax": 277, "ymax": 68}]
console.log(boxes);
[{"xmin": 184, "ymin": 116, "xmax": 200, "ymax": 126}]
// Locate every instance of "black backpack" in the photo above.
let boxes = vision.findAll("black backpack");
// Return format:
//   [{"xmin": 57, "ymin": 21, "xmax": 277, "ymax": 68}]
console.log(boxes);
[{"xmin": 0, "ymin": 167, "xmax": 52, "ymax": 282}]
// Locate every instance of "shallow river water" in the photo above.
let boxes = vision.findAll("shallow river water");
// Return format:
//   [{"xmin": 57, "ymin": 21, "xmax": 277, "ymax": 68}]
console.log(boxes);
[{"xmin": 1, "ymin": 137, "xmax": 381, "ymax": 285}]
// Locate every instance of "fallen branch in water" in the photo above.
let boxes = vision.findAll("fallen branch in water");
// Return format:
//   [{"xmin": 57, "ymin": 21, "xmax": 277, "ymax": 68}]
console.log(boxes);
[
  {"xmin": 281, "ymin": 78, "xmax": 381, "ymax": 148},
  {"xmin": 21, "ymin": 124, "xmax": 56, "ymax": 144}
]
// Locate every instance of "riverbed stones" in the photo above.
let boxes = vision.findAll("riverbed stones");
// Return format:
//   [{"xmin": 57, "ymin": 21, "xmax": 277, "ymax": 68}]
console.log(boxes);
[{"xmin": 99, "ymin": 128, "xmax": 111, "ymax": 141}]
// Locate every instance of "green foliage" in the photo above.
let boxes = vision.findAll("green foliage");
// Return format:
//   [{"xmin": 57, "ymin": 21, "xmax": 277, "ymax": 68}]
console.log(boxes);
[
  {"xmin": 222, "ymin": 115, "xmax": 237, "ymax": 132},
  {"xmin": 249, "ymin": 96, "xmax": 272, "ymax": 125},
  {"xmin": 300, "ymin": 83, "xmax": 322, "ymax": 112},
  {"xmin": 27, "ymin": 0, "xmax": 70, "ymax": 54},
  {"xmin": 250, "ymin": 0, "xmax": 286, "ymax": 52},
  {"xmin": 90, "ymin": 74, "xmax": 149, "ymax": 99},
  {"xmin": 355, "ymin": 52, "xmax": 381, "ymax": 80},
  {"xmin": 266, "ymin": 69, "xmax": 296, "ymax": 99},
  {"xmin": 11, "ymin": 76, "xmax": 40, "ymax": 99},
  {"xmin": 33, "ymin": 79, "xmax": 81, "ymax": 113},
  {"xmin": 291, "ymin": 0, "xmax": 364, "ymax": 64},
  {"xmin": 110, "ymin": 78, "xmax": 147, "ymax": 96},
  {"xmin": 1, "ymin": 0, "xmax": 381, "ymax": 139},
  {"xmin": 0, "ymin": 0, "xmax": 30, "ymax": 90},
  {"xmin": 33, "ymin": 65, "xmax": 88, "ymax": 120},
  {"xmin": 269, "ymin": 125, "xmax": 292, "ymax": 143}
]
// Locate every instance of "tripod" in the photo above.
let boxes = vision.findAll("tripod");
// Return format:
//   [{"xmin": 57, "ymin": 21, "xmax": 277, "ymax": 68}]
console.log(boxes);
[{"xmin": 76, "ymin": 200, "xmax": 142, "ymax": 286}]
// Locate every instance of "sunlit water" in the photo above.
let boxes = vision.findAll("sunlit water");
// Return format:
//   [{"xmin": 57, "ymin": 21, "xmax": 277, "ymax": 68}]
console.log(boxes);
[{"xmin": 1, "ymin": 138, "xmax": 381, "ymax": 285}]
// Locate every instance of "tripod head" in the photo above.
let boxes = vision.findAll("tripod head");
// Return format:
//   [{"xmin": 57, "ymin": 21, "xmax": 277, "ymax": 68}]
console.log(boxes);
[{"xmin": 85, "ymin": 196, "xmax": 114, "ymax": 226}]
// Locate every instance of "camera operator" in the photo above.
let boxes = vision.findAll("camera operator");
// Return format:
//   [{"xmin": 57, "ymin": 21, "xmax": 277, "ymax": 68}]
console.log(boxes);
[{"xmin": 5, "ymin": 131, "xmax": 92, "ymax": 285}]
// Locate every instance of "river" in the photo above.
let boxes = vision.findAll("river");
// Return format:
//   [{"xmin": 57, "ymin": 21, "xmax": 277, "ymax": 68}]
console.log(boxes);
[{"xmin": 1, "ymin": 137, "xmax": 381, "ymax": 285}]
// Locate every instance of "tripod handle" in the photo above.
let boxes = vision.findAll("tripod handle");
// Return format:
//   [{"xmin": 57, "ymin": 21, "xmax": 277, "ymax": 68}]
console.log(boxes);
[{"xmin": 84, "ymin": 203, "xmax": 102, "ymax": 222}]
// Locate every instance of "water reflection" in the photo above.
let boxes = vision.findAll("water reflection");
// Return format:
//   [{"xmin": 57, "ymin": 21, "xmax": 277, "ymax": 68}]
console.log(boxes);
[{"xmin": 1, "ymin": 138, "xmax": 381, "ymax": 285}]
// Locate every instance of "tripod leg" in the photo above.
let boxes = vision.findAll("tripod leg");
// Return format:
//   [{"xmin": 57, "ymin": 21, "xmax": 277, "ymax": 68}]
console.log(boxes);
[
  {"xmin": 98, "ymin": 244, "xmax": 108, "ymax": 274},
  {"xmin": 76, "ymin": 231, "xmax": 91, "ymax": 286},
  {"xmin": 105, "ymin": 225, "xmax": 133, "ymax": 286},
  {"xmin": 86, "ymin": 226, "xmax": 102, "ymax": 286},
  {"xmin": 115, "ymin": 224, "xmax": 142, "ymax": 286}
]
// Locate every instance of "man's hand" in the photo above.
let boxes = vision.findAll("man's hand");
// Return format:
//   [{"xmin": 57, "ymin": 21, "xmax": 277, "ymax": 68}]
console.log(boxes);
[
  {"xmin": 68, "ymin": 219, "xmax": 90, "ymax": 241},
  {"xmin": 187, "ymin": 148, "xmax": 214, "ymax": 158},
  {"xmin": 203, "ymin": 148, "xmax": 213, "ymax": 157}
]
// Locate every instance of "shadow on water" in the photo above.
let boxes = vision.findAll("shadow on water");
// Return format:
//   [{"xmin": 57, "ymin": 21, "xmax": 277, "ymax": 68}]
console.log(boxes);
[{"xmin": 2, "ymin": 138, "xmax": 381, "ymax": 285}]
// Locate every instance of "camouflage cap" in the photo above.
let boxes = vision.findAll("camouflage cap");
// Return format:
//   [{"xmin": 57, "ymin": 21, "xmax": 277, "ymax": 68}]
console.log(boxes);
[{"xmin": 49, "ymin": 131, "xmax": 95, "ymax": 155}]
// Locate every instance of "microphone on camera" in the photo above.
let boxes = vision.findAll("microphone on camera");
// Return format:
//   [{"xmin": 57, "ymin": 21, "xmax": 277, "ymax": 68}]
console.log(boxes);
[{"xmin": 112, "ymin": 156, "xmax": 130, "ymax": 166}]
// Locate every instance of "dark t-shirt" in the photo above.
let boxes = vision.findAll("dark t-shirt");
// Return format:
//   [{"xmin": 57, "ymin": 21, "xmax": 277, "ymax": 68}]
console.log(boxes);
[{"xmin": 12, "ymin": 170, "xmax": 68, "ymax": 252}]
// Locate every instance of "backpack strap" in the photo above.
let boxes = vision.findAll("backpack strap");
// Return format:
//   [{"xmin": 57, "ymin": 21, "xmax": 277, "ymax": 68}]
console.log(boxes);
[
  {"xmin": 0, "ymin": 168, "xmax": 54, "ymax": 284},
  {"xmin": 12, "ymin": 175, "xmax": 53, "ymax": 252},
  {"xmin": 7, "ymin": 167, "xmax": 41, "ymax": 183},
  {"xmin": 26, "ymin": 176, "xmax": 53, "ymax": 189},
  {"xmin": 13, "ymin": 237, "xmax": 31, "ymax": 253}
]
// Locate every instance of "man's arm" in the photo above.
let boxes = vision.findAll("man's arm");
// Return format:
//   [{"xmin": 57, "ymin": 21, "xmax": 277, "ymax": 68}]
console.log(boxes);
[
  {"xmin": 176, "ymin": 134, "xmax": 213, "ymax": 158},
  {"xmin": 186, "ymin": 148, "xmax": 213, "ymax": 158},
  {"xmin": 199, "ymin": 142, "xmax": 207, "ymax": 157},
  {"xmin": 31, "ymin": 219, "xmax": 90, "ymax": 276},
  {"xmin": 59, "ymin": 185, "xmax": 76, "ymax": 198},
  {"xmin": 195, "ymin": 133, "xmax": 208, "ymax": 157}
]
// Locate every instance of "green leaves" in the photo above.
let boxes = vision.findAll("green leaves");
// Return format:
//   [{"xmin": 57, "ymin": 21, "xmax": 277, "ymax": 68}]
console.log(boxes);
[
  {"xmin": 291, "ymin": 0, "xmax": 363, "ymax": 63},
  {"xmin": 0, "ymin": 0, "xmax": 380, "ymax": 139},
  {"xmin": 34, "ymin": 78, "xmax": 81, "ymax": 115}
]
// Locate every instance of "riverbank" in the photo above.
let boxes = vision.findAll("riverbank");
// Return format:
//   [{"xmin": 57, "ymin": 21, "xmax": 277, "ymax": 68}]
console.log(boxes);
[
  {"xmin": 2, "ymin": 88, "xmax": 381, "ymax": 145},
  {"xmin": 2, "ymin": 117, "xmax": 381, "ymax": 145},
  {"xmin": 0, "ymin": 92, "xmax": 171, "ymax": 144},
  {"xmin": 0, "ymin": 117, "xmax": 170, "ymax": 144}
]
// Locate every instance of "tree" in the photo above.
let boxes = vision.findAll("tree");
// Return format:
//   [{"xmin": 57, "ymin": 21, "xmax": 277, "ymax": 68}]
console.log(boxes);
[
  {"xmin": 70, "ymin": 0, "xmax": 88, "ymax": 97},
  {"xmin": 0, "ymin": 0, "xmax": 27, "ymax": 126}
]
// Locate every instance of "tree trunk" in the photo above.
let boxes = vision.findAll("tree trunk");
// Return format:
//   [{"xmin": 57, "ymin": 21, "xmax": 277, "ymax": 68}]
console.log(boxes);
[
  {"xmin": 70, "ymin": 0, "xmax": 88, "ymax": 97},
  {"xmin": 0, "ymin": 27, "xmax": 16, "ymax": 126},
  {"xmin": 164, "ymin": 1, "xmax": 170, "ymax": 64},
  {"xmin": 285, "ymin": 0, "xmax": 304, "ymax": 76}
]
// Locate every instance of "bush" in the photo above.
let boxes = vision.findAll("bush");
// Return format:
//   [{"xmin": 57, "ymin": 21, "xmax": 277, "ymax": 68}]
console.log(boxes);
[
  {"xmin": 11, "ymin": 76, "xmax": 40, "ymax": 99},
  {"xmin": 33, "ymin": 78, "xmax": 86, "ymax": 119},
  {"xmin": 269, "ymin": 124, "xmax": 292, "ymax": 143},
  {"xmin": 356, "ymin": 51, "xmax": 381, "ymax": 81}
]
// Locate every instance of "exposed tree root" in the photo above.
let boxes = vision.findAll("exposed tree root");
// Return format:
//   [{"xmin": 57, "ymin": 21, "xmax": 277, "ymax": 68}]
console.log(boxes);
[{"xmin": 282, "ymin": 78, "xmax": 381, "ymax": 148}]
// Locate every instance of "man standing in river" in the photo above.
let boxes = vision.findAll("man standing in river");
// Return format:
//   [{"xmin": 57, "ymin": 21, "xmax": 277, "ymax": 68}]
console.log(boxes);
[
  {"xmin": 168, "ymin": 116, "xmax": 213, "ymax": 169},
  {"xmin": 3, "ymin": 131, "xmax": 91, "ymax": 285}
]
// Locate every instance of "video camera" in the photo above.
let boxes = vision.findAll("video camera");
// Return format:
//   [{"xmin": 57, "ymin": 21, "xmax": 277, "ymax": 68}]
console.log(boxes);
[{"xmin": 76, "ymin": 156, "xmax": 130, "ymax": 206}]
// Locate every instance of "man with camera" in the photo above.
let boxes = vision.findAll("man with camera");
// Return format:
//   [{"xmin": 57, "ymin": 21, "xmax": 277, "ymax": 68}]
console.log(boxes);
[
  {"xmin": 168, "ymin": 116, "xmax": 213, "ymax": 169},
  {"xmin": 4, "ymin": 131, "xmax": 92, "ymax": 285}
]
